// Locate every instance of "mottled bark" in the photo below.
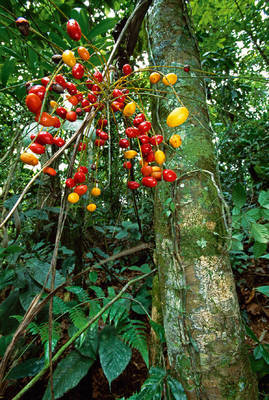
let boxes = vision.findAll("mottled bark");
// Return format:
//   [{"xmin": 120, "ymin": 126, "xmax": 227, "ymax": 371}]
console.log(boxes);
[{"xmin": 148, "ymin": 0, "xmax": 258, "ymax": 398}]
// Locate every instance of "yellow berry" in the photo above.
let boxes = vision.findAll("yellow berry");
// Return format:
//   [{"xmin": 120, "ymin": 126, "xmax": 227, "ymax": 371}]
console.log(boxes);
[
  {"xmin": 167, "ymin": 107, "xmax": 189, "ymax": 127},
  {"xmin": 155, "ymin": 150, "xmax": 166, "ymax": 165},
  {"xmin": 68, "ymin": 192, "xmax": 80, "ymax": 204},
  {"xmin": 62, "ymin": 50, "xmax": 76, "ymax": 67},
  {"xmin": 149, "ymin": 72, "xmax": 161, "ymax": 84},
  {"xmin": 162, "ymin": 73, "xmax": 177, "ymax": 86},
  {"xmin": 124, "ymin": 150, "xmax": 138, "ymax": 159},
  {"xmin": 87, "ymin": 203, "xmax": 96, "ymax": 212},
  {"xmin": 169, "ymin": 134, "xmax": 182, "ymax": 148},
  {"xmin": 123, "ymin": 102, "xmax": 136, "ymax": 117},
  {"xmin": 91, "ymin": 187, "xmax": 101, "ymax": 197}
]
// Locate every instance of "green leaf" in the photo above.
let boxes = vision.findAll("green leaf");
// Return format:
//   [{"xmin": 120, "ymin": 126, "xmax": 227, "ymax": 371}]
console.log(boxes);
[
  {"xmin": 88, "ymin": 18, "xmax": 117, "ymax": 40},
  {"xmin": 232, "ymin": 184, "xmax": 246, "ymax": 209},
  {"xmin": 256, "ymin": 286, "xmax": 269, "ymax": 297},
  {"xmin": 254, "ymin": 344, "xmax": 269, "ymax": 364},
  {"xmin": 0, "ymin": 334, "xmax": 12, "ymax": 357},
  {"xmin": 253, "ymin": 242, "xmax": 267, "ymax": 258},
  {"xmin": 245, "ymin": 324, "xmax": 259, "ymax": 343},
  {"xmin": 1, "ymin": 56, "xmax": 16, "ymax": 86},
  {"xmin": 27, "ymin": 258, "xmax": 65, "ymax": 289},
  {"xmin": 167, "ymin": 375, "xmax": 187, "ymax": 400},
  {"xmin": 250, "ymin": 223, "xmax": 269, "ymax": 243},
  {"xmin": 99, "ymin": 326, "xmax": 132, "ymax": 386},
  {"xmin": 76, "ymin": 327, "xmax": 98, "ymax": 359},
  {"xmin": 42, "ymin": 351, "xmax": 93, "ymax": 400},
  {"xmin": 149, "ymin": 321, "xmax": 166, "ymax": 343},
  {"xmin": 8, "ymin": 358, "xmax": 44, "ymax": 379},
  {"xmin": 115, "ymin": 230, "xmax": 129, "ymax": 239},
  {"xmin": 137, "ymin": 367, "xmax": 166, "ymax": 399},
  {"xmin": 258, "ymin": 190, "xmax": 269, "ymax": 209}
]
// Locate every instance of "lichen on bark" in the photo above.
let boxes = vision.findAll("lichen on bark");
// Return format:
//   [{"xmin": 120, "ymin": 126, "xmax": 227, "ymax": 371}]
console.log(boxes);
[{"xmin": 148, "ymin": 0, "xmax": 258, "ymax": 398}]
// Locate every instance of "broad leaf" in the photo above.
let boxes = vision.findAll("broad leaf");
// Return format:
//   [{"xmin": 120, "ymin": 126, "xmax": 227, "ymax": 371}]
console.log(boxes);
[
  {"xmin": 258, "ymin": 190, "xmax": 269, "ymax": 209},
  {"xmin": 42, "ymin": 351, "xmax": 93, "ymax": 400},
  {"xmin": 250, "ymin": 223, "xmax": 269, "ymax": 243},
  {"xmin": 99, "ymin": 327, "xmax": 132, "ymax": 386},
  {"xmin": 256, "ymin": 286, "xmax": 269, "ymax": 297},
  {"xmin": 8, "ymin": 358, "xmax": 44, "ymax": 379},
  {"xmin": 232, "ymin": 183, "xmax": 246, "ymax": 209},
  {"xmin": 253, "ymin": 242, "xmax": 267, "ymax": 258},
  {"xmin": 27, "ymin": 258, "xmax": 65, "ymax": 288},
  {"xmin": 1, "ymin": 56, "xmax": 16, "ymax": 86},
  {"xmin": 88, "ymin": 18, "xmax": 117, "ymax": 40},
  {"xmin": 167, "ymin": 375, "xmax": 187, "ymax": 400}
]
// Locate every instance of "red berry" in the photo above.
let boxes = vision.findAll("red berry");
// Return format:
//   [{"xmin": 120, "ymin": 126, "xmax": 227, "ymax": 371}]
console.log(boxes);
[
  {"xmin": 78, "ymin": 142, "xmax": 86, "ymax": 152},
  {"xmin": 141, "ymin": 143, "xmax": 152, "ymax": 156},
  {"xmin": 81, "ymin": 99, "xmax": 91, "ymax": 112},
  {"xmin": 86, "ymin": 79, "xmax": 93, "ymax": 89},
  {"xmin": 66, "ymin": 178, "xmax": 75, "ymax": 188},
  {"xmin": 87, "ymin": 92, "xmax": 97, "ymax": 104},
  {"xmin": 78, "ymin": 166, "xmax": 88, "ymax": 174},
  {"xmin": 163, "ymin": 169, "xmax": 177, "ymax": 182},
  {"xmin": 53, "ymin": 137, "xmax": 65, "ymax": 147},
  {"xmin": 95, "ymin": 139, "xmax": 105, "ymax": 147},
  {"xmin": 125, "ymin": 127, "xmax": 139, "ymax": 138},
  {"xmin": 128, "ymin": 181, "xmax": 140, "ymax": 190},
  {"xmin": 66, "ymin": 19, "xmax": 81, "ymax": 41},
  {"xmin": 74, "ymin": 171, "xmax": 86, "ymax": 183},
  {"xmin": 98, "ymin": 119, "xmax": 108, "ymax": 127},
  {"xmin": 25, "ymin": 93, "xmax": 41, "ymax": 114},
  {"xmin": 56, "ymin": 107, "xmax": 67, "ymax": 119},
  {"xmin": 72, "ymin": 63, "xmax": 84, "ymax": 79},
  {"xmin": 150, "ymin": 135, "xmax": 163, "ymax": 145},
  {"xmin": 30, "ymin": 143, "xmax": 45, "ymax": 154},
  {"xmin": 74, "ymin": 184, "xmax": 88, "ymax": 195},
  {"xmin": 76, "ymin": 92, "xmax": 84, "ymax": 102},
  {"xmin": 41, "ymin": 77, "xmax": 51, "ymax": 88},
  {"xmin": 138, "ymin": 121, "xmax": 151, "ymax": 134},
  {"xmin": 122, "ymin": 64, "xmax": 132, "ymax": 75},
  {"xmin": 66, "ymin": 82, "xmax": 77, "ymax": 95},
  {"xmin": 183, "ymin": 65, "xmax": 190, "ymax": 73},
  {"xmin": 91, "ymin": 84, "xmax": 101, "ymax": 93},
  {"xmin": 66, "ymin": 111, "xmax": 77, "ymax": 122},
  {"xmin": 123, "ymin": 161, "xmax": 132, "ymax": 169},
  {"xmin": 99, "ymin": 131, "xmax": 108, "ymax": 140},
  {"xmin": 76, "ymin": 107, "xmax": 83, "ymax": 116},
  {"xmin": 29, "ymin": 85, "xmax": 46, "ymax": 100},
  {"xmin": 119, "ymin": 138, "xmax": 129, "ymax": 148},
  {"xmin": 93, "ymin": 70, "xmax": 103, "ymax": 82},
  {"xmin": 138, "ymin": 135, "xmax": 150, "ymax": 144},
  {"xmin": 55, "ymin": 74, "xmax": 66, "ymax": 87},
  {"xmin": 37, "ymin": 131, "xmax": 53, "ymax": 145},
  {"xmin": 146, "ymin": 151, "xmax": 155, "ymax": 163},
  {"xmin": 142, "ymin": 176, "xmax": 157, "ymax": 188}
]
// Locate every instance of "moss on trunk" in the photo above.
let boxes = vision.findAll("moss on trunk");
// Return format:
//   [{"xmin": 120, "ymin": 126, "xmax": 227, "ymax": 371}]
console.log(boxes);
[{"xmin": 148, "ymin": 0, "xmax": 258, "ymax": 398}]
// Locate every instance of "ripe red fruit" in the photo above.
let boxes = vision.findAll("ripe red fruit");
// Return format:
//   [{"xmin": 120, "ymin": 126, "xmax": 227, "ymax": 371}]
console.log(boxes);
[
  {"xmin": 66, "ymin": 178, "xmax": 75, "ymax": 188},
  {"xmin": 36, "ymin": 131, "xmax": 53, "ymax": 145},
  {"xmin": 141, "ymin": 143, "xmax": 152, "ymax": 156},
  {"xmin": 78, "ymin": 166, "xmax": 88, "ymax": 174},
  {"xmin": 112, "ymin": 89, "xmax": 125, "ymax": 103},
  {"xmin": 86, "ymin": 79, "xmax": 93, "ymax": 89},
  {"xmin": 53, "ymin": 117, "xmax": 61, "ymax": 128},
  {"xmin": 128, "ymin": 181, "xmax": 140, "ymax": 190},
  {"xmin": 78, "ymin": 142, "xmax": 86, "ymax": 152},
  {"xmin": 138, "ymin": 121, "xmax": 152, "ymax": 134},
  {"xmin": 55, "ymin": 74, "xmax": 66, "ymax": 87},
  {"xmin": 74, "ymin": 185, "xmax": 88, "ymax": 195},
  {"xmin": 99, "ymin": 131, "xmax": 109, "ymax": 140},
  {"xmin": 133, "ymin": 113, "xmax": 145, "ymax": 127},
  {"xmin": 87, "ymin": 92, "xmax": 97, "ymax": 104},
  {"xmin": 68, "ymin": 95, "xmax": 79, "ymax": 106},
  {"xmin": 142, "ymin": 176, "xmax": 158, "ymax": 188},
  {"xmin": 41, "ymin": 76, "xmax": 51, "ymax": 88},
  {"xmin": 163, "ymin": 169, "xmax": 177, "ymax": 182},
  {"xmin": 53, "ymin": 137, "xmax": 65, "ymax": 147},
  {"xmin": 74, "ymin": 172, "xmax": 86, "ymax": 183},
  {"xmin": 146, "ymin": 151, "xmax": 155, "ymax": 163},
  {"xmin": 29, "ymin": 85, "xmax": 46, "ymax": 100},
  {"xmin": 56, "ymin": 107, "xmax": 67, "ymax": 119},
  {"xmin": 98, "ymin": 119, "xmax": 108, "ymax": 127},
  {"xmin": 119, "ymin": 138, "xmax": 129, "ymax": 148},
  {"xmin": 76, "ymin": 92, "xmax": 83, "ymax": 102},
  {"xmin": 91, "ymin": 84, "xmax": 101, "ymax": 93},
  {"xmin": 141, "ymin": 165, "xmax": 152, "ymax": 176},
  {"xmin": 35, "ymin": 112, "xmax": 55, "ymax": 127},
  {"xmin": 122, "ymin": 64, "xmax": 132, "ymax": 75},
  {"xmin": 66, "ymin": 19, "xmax": 81, "ymax": 41},
  {"xmin": 150, "ymin": 135, "xmax": 163, "ymax": 145},
  {"xmin": 30, "ymin": 143, "xmax": 45, "ymax": 154},
  {"xmin": 66, "ymin": 82, "xmax": 77, "ymax": 95},
  {"xmin": 93, "ymin": 70, "xmax": 103, "ymax": 82},
  {"xmin": 72, "ymin": 63, "xmax": 84, "ymax": 79},
  {"xmin": 183, "ymin": 65, "xmax": 190, "ymax": 73},
  {"xmin": 81, "ymin": 99, "xmax": 91, "ymax": 112},
  {"xmin": 138, "ymin": 135, "xmax": 150, "ymax": 144},
  {"xmin": 25, "ymin": 93, "xmax": 41, "ymax": 113},
  {"xmin": 95, "ymin": 138, "xmax": 105, "ymax": 147},
  {"xmin": 66, "ymin": 111, "xmax": 77, "ymax": 122},
  {"xmin": 125, "ymin": 127, "xmax": 139, "ymax": 138},
  {"xmin": 111, "ymin": 101, "xmax": 124, "ymax": 112},
  {"xmin": 123, "ymin": 161, "xmax": 132, "ymax": 169},
  {"xmin": 76, "ymin": 107, "xmax": 83, "ymax": 116}
]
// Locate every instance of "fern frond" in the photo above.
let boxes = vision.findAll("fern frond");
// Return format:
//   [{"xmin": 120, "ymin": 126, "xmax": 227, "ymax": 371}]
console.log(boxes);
[
  {"xmin": 66, "ymin": 286, "xmax": 91, "ymax": 303},
  {"xmin": 119, "ymin": 319, "xmax": 149, "ymax": 368},
  {"xmin": 68, "ymin": 306, "xmax": 87, "ymax": 330},
  {"xmin": 53, "ymin": 296, "xmax": 71, "ymax": 315}
]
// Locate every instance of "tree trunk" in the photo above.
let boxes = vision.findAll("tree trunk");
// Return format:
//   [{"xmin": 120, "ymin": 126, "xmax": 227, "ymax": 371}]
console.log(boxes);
[{"xmin": 148, "ymin": 0, "xmax": 258, "ymax": 398}]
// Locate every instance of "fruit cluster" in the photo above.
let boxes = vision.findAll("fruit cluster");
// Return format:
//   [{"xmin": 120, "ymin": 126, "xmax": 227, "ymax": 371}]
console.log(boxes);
[{"xmin": 19, "ymin": 17, "xmax": 189, "ymax": 213}]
